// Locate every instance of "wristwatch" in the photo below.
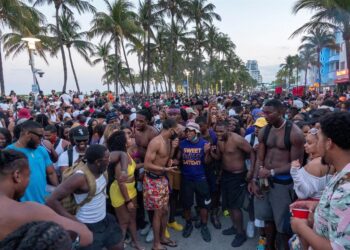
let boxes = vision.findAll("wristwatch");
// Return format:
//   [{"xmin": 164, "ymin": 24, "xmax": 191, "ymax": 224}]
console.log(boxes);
[{"xmin": 270, "ymin": 169, "xmax": 275, "ymax": 177}]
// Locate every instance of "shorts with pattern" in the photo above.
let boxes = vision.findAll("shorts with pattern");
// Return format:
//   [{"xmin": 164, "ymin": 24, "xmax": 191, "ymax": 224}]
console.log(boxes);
[{"xmin": 143, "ymin": 174, "xmax": 169, "ymax": 210}]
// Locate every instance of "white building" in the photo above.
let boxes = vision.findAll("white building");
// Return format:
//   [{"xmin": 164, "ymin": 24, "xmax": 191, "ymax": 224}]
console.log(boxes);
[{"xmin": 246, "ymin": 60, "xmax": 263, "ymax": 84}]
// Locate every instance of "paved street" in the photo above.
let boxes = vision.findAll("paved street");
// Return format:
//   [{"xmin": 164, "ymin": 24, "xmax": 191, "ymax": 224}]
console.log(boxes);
[{"xmin": 127, "ymin": 215, "xmax": 257, "ymax": 250}]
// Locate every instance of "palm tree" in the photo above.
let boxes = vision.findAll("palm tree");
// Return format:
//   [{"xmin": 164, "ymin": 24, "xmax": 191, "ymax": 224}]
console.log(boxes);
[
  {"xmin": 292, "ymin": 0, "xmax": 350, "ymax": 84},
  {"xmin": 0, "ymin": 0, "xmax": 44, "ymax": 95},
  {"xmin": 103, "ymin": 55, "xmax": 128, "ymax": 93},
  {"xmin": 280, "ymin": 55, "xmax": 295, "ymax": 90},
  {"xmin": 50, "ymin": 11, "xmax": 94, "ymax": 93},
  {"xmin": 31, "ymin": 0, "xmax": 96, "ymax": 92},
  {"xmin": 156, "ymin": 0, "xmax": 189, "ymax": 93},
  {"xmin": 90, "ymin": 0, "xmax": 140, "ymax": 95},
  {"xmin": 298, "ymin": 47, "xmax": 317, "ymax": 89},
  {"xmin": 92, "ymin": 42, "xmax": 111, "ymax": 91},
  {"xmin": 186, "ymin": 0, "xmax": 221, "ymax": 89},
  {"xmin": 298, "ymin": 27, "xmax": 337, "ymax": 86}
]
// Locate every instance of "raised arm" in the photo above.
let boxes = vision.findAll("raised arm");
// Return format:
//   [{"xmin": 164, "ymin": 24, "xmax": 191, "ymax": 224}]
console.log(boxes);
[
  {"xmin": 46, "ymin": 173, "xmax": 87, "ymax": 221},
  {"xmin": 22, "ymin": 202, "xmax": 93, "ymax": 247}
]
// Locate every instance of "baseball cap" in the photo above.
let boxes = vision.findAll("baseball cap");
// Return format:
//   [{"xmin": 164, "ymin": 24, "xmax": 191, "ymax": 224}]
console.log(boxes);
[
  {"xmin": 18, "ymin": 108, "xmax": 31, "ymax": 119},
  {"xmin": 70, "ymin": 126, "xmax": 89, "ymax": 140},
  {"xmin": 185, "ymin": 122, "xmax": 200, "ymax": 134},
  {"xmin": 254, "ymin": 117, "xmax": 268, "ymax": 128},
  {"xmin": 106, "ymin": 112, "xmax": 118, "ymax": 123},
  {"xmin": 186, "ymin": 107, "xmax": 197, "ymax": 115}
]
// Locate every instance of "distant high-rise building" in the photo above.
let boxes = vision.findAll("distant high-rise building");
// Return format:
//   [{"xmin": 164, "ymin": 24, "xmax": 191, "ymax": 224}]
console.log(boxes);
[{"xmin": 246, "ymin": 60, "xmax": 263, "ymax": 84}]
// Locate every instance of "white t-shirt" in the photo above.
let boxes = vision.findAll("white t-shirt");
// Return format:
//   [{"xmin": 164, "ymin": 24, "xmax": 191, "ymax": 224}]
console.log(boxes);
[
  {"xmin": 0, "ymin": 103, "xmax": 9, "ymax": 110},
  {"xmin": 244, "ymin": 133, "xmax": 258, "ymax": 170},
  {"xmin": 56, "ymin": 146, "xmax": 80, "ymax": 170},
  {"xmin": 60, "ymin": 94, "xmax": 72, "ymax": 105}
]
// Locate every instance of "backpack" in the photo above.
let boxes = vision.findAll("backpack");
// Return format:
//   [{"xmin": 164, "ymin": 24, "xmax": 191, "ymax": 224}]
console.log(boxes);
[
  {"xmin": 263, "ymin": 120, "xmax": 293, "ymax": 150},
  {"xmin": 60, "ymin": 161, "xmax": 108, "ymax": 215}
]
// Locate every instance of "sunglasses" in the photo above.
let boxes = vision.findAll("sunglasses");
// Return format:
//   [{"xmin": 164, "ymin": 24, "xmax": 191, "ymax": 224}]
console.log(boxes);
[
  {"xmin": 308, "ymin": 128, "xmax": 319, "ymax": 135},
  {"xmin": 29, "ymin": 131, "xmax": 43, "ymax": 139}
]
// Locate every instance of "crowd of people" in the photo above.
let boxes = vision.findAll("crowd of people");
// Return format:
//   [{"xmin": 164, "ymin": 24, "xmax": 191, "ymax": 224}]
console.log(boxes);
[{"xmin": 0, "ymin": 88, "xmax": 349, "ymax": 250}]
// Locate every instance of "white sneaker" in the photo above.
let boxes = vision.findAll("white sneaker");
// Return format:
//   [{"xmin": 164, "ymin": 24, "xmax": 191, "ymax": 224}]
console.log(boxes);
[
  {"xmin": 140, "ymin": 223, "xmax": 151, "ymax": 236},
  {"xmin": 246, "ymin": 221, "xmax": 255, "ymax": 238},
  {"xmin": 145, "ymin": 228, "xmax": 154, "ymax": 243}
]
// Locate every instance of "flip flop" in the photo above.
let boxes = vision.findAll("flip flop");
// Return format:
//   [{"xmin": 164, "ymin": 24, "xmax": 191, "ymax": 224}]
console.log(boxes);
[{"xmin": 160, "ymin": 239, "xmax": 177, "ymax": 248}]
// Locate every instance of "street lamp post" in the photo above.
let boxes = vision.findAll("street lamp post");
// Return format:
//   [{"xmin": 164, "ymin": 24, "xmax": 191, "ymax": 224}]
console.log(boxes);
[
  {"xmin": 21, "ymin": 37, "xmax": 41, "ymax": 92},
  {"xmin": 184, "ymin": 70, "xmax": 190, "ymax": 97},
  {"xmin": 220, "ymin": 79, "xmax": 223, "ymax": 94}
]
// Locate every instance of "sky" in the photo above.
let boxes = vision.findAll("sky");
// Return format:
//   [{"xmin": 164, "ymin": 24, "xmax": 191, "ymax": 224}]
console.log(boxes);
[{"xmin": 3, "ymin": 0, "xmax": 314, "ymax": 94}]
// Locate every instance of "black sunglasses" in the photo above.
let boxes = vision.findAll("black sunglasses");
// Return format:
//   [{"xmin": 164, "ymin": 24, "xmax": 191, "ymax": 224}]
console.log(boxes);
[{"xmin": 29, "ymin": 131, "xmax": 43, "ymax": 139}]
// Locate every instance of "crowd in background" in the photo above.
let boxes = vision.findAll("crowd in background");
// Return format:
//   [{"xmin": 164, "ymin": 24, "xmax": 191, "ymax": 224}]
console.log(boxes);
[{"xmin": 0, "ymin": 88, "xmax": 349, "ymax": 250}]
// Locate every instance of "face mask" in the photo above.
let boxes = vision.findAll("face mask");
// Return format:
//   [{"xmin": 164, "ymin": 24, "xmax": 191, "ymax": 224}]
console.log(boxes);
[
  {"xmin": 170, "ymin": 130, "xmax": 178, "ymax": 140},
  {"xmin": 191, "ymin": 136, "xmax": 198, "ymax": 143},
  {"xmin": 284, "ymin": 114, "xmax": 288, "ymax": 120},
  {"xmin": 27, "ymin": 138, "xmax": 38, "ymax": 149}
]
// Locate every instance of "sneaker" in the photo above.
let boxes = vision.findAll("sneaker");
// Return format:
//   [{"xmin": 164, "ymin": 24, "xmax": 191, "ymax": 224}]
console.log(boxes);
[
  {"xmin": 140, "ymin": 223, "xmax": 151, "ymax": 236},
  {"xmin": 210, "ymin": 214, "xmax": 222, "ymax": 229},
  {"xmin": 182, "ymin": 222, "xmax": 193, "ymax": 238},
  {"xmin": 246, "ymin": 221, "xmax": 255, "ymax": 238},
  {"xmin": 145, "ymin": 229, "xmax": 154, "ymax": 243},
  {"xmin": 231, "ymin": 233, "xmax": 247, "ymax": 247},
  {"xmin": 200, "ymin": 224, "xmax": 211, "ymax": 242},
  {"xmin": 168, "ymin": 221, "xmax": 183, "ymax": 231},
  {"xmin": 194, "ymin": 219, "xmax": 201, "ymax": 229},
  {"xmin": 165, "ymin": 227, "xmax": 170, "ymax": 238},
  {"xmin": 222, "ymin": 226, "xmax": 237, "ymax": 236}
]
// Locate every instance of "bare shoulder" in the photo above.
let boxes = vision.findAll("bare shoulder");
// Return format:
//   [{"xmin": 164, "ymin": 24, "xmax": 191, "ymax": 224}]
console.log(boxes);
[
  {"xmin": 147, "ymin": 125, "xmax": 159, "ymax": 138},
  {"xmin": 148, "ymin": 135, "xmax": 161, "ymax": 150},
  {"xmin": 291, "ymin": 123, "xmax": 304, "ymax": 143},
  {"xmin": 16, "ymin": 201, "xmax": 57, "ymax": 221},
  {"xmin": 304, "ymin": 158, "xmax": 326, "ymax": 177}
]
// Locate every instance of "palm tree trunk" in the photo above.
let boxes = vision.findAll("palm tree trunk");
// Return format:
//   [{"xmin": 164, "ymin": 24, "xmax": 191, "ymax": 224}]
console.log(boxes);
[
  {"xmin": 67, "ymin": 46, "xmax": 80, "ymax": 93},
  {"xmin": 168, "ymin": 14, "xmax": 175, "ymax": 94},
  {"xmin": 317, "ymin": 50, "xmax": 321, "ymax": 89},
  {"xmin": 146, "ymin": 0, "xmax": 152, "ymax": 95},
  {"xmin": 141, "ymin": 33, "xmax": 146, "ymax": 94},
  {"xmin": 0, "ymin": 41, "xmax": 5, "ymax": 96},
  {"xmin": 103, "ymin": 61, "xmax": 110, "ymax": 92},
  {"xmin": 56, "ymin": 6, "xmax": 68, "ymax": 92},
  {"xmin": 121, "ymin": 38, "xmax": 136, "ymax": 94},
  {"xmin": 114, "ymin": 37, "xmax": 120, "ymax": 96},
  {"xmin": 304, "ymin": 68, "xmax": 308, "ymax": 89}
]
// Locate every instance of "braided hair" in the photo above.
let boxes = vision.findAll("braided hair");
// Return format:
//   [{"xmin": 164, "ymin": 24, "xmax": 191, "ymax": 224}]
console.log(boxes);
[
  {"xmin": 0, "ymin": 150, "xmax": 28, "ymax": 177},
  {"xmin": 106, "ymin": 131, "xmax": 127, "ymax": 152},
  {"xmin": 0, "ymin": 221, "xmax": 71, "ymax": 250}
]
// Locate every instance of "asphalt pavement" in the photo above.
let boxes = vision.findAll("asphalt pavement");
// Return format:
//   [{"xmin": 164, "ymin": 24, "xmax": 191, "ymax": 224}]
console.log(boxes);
[{"xmin": 127, "ymin": 215, "xmax": 258, "ymax": 250}]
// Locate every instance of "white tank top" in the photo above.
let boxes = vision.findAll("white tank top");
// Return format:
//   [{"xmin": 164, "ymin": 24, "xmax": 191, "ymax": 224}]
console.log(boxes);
[{"xmin": 73, "ymin": 170, "xmax": 107, "ymax": 223}]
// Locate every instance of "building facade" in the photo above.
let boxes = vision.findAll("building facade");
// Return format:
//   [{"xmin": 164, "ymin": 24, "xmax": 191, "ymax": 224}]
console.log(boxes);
[{"xmin": 246, "ymin": 60, "xmax": 263, "ymax": 84}]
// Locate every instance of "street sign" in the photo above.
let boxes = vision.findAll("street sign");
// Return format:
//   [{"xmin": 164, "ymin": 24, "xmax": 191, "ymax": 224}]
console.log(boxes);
[{"xmin": 32, "ymin": 84, "xmax": 39, "ymax": 93}]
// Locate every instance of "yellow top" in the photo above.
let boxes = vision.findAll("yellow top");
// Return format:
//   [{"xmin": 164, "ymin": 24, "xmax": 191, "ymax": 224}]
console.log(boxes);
[{"xmin": 109, "ymin": 155, "xmax": 137, "ymax": 208}]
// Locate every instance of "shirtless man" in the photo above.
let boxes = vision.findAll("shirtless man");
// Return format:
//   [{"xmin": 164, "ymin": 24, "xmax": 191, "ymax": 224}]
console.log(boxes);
[
  {"xmin": 214, "ymin": 121, "xmax": 252, "ymax": 247},
  {"xmin": 134, "ymin": 109, "xmax": 158, "ymax": 234},
  {"xmin": 134, "ymin": 109, "xmax": 159, "ymax": 160},
  {"xmin": 0, "ymin": 149, "xmax": 92, "ymax": 247},
  {"xmin": 252, "ymin": 99, "xmax": 304, "ymax": 250},
  {"xmin": 144, "ymin": 119, "xmax": 178, "ymax": 250}
]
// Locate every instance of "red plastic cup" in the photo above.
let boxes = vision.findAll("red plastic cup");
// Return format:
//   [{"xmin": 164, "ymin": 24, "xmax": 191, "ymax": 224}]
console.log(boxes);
[{"xmin": 292, "ymin": 208, "xmax": 310, "ymax": 219}]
